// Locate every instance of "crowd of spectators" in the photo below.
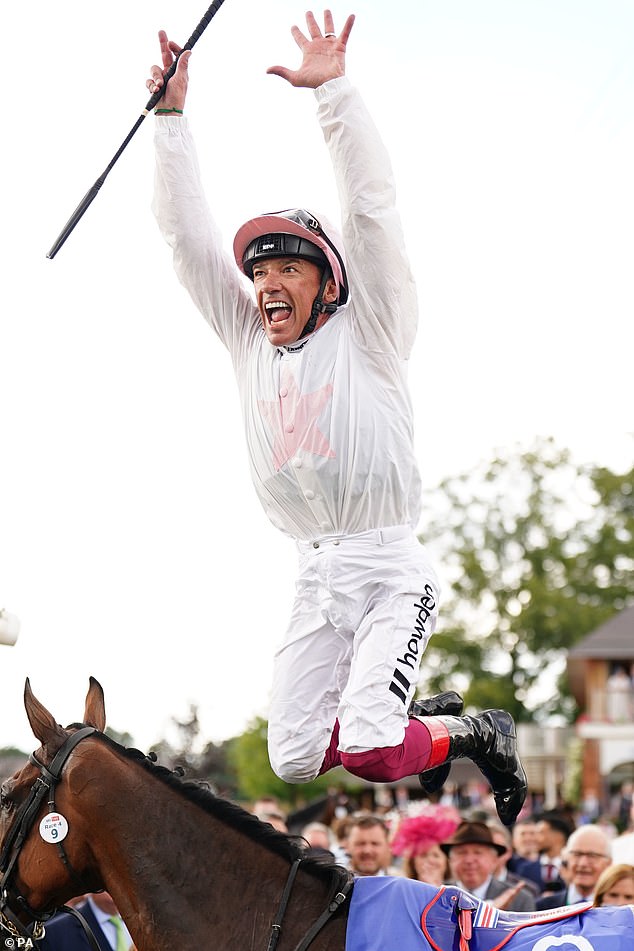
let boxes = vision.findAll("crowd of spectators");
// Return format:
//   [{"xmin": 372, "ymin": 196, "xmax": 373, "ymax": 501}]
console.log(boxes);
[{"xmin": 248, "ymin": 780, "xmax": 634, "ymax": 914}]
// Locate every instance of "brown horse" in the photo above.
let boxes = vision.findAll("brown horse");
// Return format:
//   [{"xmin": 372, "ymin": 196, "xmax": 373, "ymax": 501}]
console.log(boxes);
[{"xmin": 0, "ymin": 678, "xmax": 352, "ymax": 951}]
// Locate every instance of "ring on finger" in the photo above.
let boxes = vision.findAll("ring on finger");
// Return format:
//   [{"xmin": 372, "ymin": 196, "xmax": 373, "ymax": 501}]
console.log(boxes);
[{"xmin": 324, "ymin": 32, "xmax": 336, "ymax": 37}]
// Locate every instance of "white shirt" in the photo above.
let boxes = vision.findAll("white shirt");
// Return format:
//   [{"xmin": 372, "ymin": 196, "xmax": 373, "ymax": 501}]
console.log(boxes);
[{"xmin": 153, "ymin": 77, "xmax": 421, "ymax": 541}]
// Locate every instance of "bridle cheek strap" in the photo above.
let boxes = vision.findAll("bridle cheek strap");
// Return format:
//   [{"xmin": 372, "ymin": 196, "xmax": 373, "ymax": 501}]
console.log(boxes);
[{"xmin": 0, "ymin": 727, "xmax": 97, "ymax": 934}]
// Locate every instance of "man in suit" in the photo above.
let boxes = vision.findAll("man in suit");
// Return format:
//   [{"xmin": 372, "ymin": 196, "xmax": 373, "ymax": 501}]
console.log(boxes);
[
  {"xmin": 441, "ymin": 821, "xmax": 535, "ymax": 911},
  {"xmin": 536, "ymin": 824, "xmax": 612, "ymax": 910},
  {"xmin": 39, "ymin": 892, "xmax": 132, "ymax": 951},
  {"xmin": 511, "ymin": 812, "xmax": 574, "ymax": 895}
]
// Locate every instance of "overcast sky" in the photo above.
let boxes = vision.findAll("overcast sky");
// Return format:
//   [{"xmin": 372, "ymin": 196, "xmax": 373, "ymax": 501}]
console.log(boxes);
[{"xmin": 1, "ymin": 1, "xmax": 632, "ymax": 754}]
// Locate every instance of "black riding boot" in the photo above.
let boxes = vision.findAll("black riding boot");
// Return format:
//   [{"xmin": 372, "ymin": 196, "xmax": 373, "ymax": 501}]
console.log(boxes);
[
  {"xmin": 408, "ymin": 692, "xmax": 464, "ymax": 794},
  {"xmin": 412, "ymin": 709, "xmax": 527, "ymax": 826},
  {"xmin": 408, "ymin": 691, "xmax": 464, "ymax": 718}
]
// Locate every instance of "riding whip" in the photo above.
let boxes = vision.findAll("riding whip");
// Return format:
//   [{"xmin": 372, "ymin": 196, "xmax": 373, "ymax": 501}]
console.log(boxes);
[{"xmin": 46, "ymin": 0, "xmax": 227, "ymax": 259}]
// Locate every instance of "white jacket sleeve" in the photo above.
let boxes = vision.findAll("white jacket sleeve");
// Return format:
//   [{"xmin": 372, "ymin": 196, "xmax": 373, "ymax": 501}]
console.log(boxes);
[
  {"xmin": 315, "ymin": 77, "xmax": 418, "ymax": 358},
  {"xmin": 152, "ymin": 116, "xmax": 260, "ymax": 367}
]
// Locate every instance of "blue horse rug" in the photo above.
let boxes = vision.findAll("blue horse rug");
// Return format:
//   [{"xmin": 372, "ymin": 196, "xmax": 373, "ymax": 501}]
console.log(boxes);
[{"xmin": 346, "ymin": 877, "xmax": 634, "ymax": 951}]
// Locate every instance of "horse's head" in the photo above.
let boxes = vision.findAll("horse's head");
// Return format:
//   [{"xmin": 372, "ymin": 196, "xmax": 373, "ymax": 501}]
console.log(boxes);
[{"xmin": 0, "ymin": 677, "xmax": 106, "ymax": 936}]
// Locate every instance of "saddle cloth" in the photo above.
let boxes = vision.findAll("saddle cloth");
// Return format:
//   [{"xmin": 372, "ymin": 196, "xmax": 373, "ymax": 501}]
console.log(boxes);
[{"xmin": 346, "ymin": 877, "xmax": 634, "ymax": 951}]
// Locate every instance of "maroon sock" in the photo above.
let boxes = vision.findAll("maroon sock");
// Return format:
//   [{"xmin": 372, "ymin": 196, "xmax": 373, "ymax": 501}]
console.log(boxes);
[
  {"xmin": 318, "ymin": 719, "xmax": 342, "ymax": 775},
  {"xmin": 340, "ymin": 718, "xmax": 436, "ymax": 783}
]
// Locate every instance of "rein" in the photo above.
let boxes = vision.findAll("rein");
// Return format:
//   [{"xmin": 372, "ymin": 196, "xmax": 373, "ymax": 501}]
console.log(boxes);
[
  {"xmin": 292, "ymin": 875, "xmax": 352, "ymax": 951},
  {"xmin": 267, "ymin": 856, "xmax": 354, "ymax": 951},
  {"xmin": 0, "ymin": 726, "xmax": 97, "ymax": 944}
]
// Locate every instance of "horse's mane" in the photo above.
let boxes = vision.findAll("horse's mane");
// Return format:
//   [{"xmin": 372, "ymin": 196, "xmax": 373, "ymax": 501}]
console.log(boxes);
[{"xmin": 80, "ymin": 729, "xmax": 349, "ymax": 893}]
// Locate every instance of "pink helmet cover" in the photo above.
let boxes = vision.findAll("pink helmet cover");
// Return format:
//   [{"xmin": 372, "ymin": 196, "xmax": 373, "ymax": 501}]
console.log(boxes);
[{"xmin": 233, "ymin": 211, "xmax": 347, "ymax": 302}]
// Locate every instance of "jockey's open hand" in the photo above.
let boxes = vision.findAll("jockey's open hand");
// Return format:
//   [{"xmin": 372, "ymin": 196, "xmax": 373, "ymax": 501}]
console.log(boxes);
[{"xmin": 267, "ymin": 9, "xmax": 355, "ymax": 88}]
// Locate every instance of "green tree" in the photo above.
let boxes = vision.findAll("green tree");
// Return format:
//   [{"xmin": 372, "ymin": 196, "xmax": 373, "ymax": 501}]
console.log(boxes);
[
  {"xmin": 416, "ymin": 438, "xmax": 634, "ymax": 722},
  {"xmin": 569, "ymin": 460, "xmax": 634, "ymax": 605}
]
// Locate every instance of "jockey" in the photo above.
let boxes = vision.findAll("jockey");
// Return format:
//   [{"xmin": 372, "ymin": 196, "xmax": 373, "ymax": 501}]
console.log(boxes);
[{"xmin": 149, "ymin": 9, "xmax": 527, "ymax": 825}]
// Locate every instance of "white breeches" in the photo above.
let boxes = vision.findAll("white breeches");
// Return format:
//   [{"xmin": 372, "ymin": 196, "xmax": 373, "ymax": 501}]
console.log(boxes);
[{"xmin": 267, "ymin": 527, "xmax": 440, "ymax": 783}]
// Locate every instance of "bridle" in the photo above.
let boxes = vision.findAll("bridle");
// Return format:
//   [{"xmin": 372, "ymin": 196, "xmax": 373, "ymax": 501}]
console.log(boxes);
[
  {"xmin": 266, "ymin": 856, "xmax": 352, "ymax": 951},
  {"xmin": 0, "ymin": 726, "xmax": 353, "ymax": 951},
  {"xmin": 0, "ymin": 726, "xmax": 98, "ymax": 944}
]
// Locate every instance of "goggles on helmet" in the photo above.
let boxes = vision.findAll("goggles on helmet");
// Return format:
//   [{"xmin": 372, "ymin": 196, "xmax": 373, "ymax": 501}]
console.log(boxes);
[{"xmin": 233, "ymin": 208, "xmax": 348, "ymax": 306}]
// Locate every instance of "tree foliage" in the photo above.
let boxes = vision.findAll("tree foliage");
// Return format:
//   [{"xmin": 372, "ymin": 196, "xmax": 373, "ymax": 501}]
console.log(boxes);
[{"xmin": 417, "ymin": 437, "xmax": 634, "ymax": 722}]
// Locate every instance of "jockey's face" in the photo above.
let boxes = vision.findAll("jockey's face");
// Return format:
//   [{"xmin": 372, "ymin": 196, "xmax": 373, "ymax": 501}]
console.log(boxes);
[
  {"xmin": 448, "ymin": 843, "xmax": 498, "ymax": 891},
  {"xmin": 252, "ymin": 257, "xmax": 337, "ymax": 346}
]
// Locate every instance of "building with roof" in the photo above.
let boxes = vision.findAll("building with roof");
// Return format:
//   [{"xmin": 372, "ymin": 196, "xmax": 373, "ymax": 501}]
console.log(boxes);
[{"xmin": 567, "ymin": 604, "xmax": 634, "ymax": 799}]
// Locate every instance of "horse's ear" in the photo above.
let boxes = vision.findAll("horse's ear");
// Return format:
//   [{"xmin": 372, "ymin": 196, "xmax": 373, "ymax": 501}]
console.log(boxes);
[
  {"xmin": 84, "ymin": 677, "xmax": 106, "ymax": 732},
  {"xmin": 24, "ymin": 678, "xmax": 66, "ymax": 747}
]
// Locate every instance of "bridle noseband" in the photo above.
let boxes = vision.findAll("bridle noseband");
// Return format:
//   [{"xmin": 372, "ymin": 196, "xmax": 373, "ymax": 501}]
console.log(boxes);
[{"xmin": 0, "ymin": 726, "xmax": 97, "ymax": 943}]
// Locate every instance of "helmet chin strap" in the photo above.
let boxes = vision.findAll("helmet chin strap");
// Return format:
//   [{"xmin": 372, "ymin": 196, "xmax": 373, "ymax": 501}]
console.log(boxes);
[{"xmin": 299, "ymin": 270, "xmax": 338, "ymax": 340}]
